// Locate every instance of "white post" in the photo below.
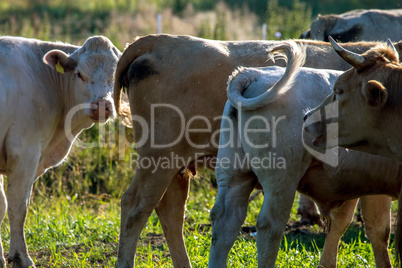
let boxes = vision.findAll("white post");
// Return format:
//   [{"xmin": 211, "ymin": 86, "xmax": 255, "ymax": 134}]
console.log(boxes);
[
  {"xmin": 157, "ymin": 13, "xmax": 162, "ymax": 34},
  {"xmin": 262, "ymin": 23, "xmax": 267, "ymax": 40}
]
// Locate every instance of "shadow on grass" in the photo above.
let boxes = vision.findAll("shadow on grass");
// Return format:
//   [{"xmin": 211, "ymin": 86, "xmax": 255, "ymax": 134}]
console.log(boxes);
[{"xmin": 241, "ymin": 219, "xmax": 395, "ymax": 253}]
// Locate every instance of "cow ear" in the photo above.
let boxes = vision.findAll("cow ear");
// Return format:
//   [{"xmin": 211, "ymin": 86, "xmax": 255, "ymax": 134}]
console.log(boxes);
[
  {"xmin": 43, "ymin": 50, "xmax": 77, "ymax": 74},
  {"xmin": 363, "ymin": 80, "xmax": 388, "ymax": 107}
]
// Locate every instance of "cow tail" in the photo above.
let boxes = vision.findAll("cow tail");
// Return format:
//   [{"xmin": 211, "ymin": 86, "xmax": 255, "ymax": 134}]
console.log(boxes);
[
  {"xmin": 395, "ymin": 190, "xmax": 402, "ymax": 267},
  {"xmin": 114, "ymin": 41, "xmax": 134, "ymax": 119},
  {"xmin": 227, "ymin": 41, "xmax": 306, "ymax": 111},
  {"xmin": 114, "ymin": 35, "xmax": 161, "ymax": 120}
]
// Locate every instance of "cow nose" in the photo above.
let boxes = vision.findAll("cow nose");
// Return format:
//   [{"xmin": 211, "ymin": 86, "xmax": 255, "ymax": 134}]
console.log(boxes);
[{"xmin": 89, "ymin": 99, "xmax": 113, "ymax": 122}]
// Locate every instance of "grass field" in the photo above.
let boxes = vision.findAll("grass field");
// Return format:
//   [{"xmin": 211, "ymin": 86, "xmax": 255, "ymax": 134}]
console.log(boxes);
[
  {"xmin": 3, "ymin": 170, "xmax": 395, "ymax": 267},
  {"xmin": 14, "ymin": 108, "xmax": 394, "ymax": 267}
]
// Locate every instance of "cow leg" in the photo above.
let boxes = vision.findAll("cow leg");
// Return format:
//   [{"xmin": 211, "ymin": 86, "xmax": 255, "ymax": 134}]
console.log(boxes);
[
  {"xmin": 319, "ymin": 199, "xmax": 358, "ymax": 268},
  {"xmin": 0, "ymin": 176, "xmax": 7, "ymax": 268},
  {"xmin": 360, "ymin": 195, "xmax": 392, "ymax": 268},
  {"xmin": 255, "ymin": 177, "xmax": 298, "ymax": 268},
  {"xmin": 297, "ymin": 193, "xmax": 323, "ymax": 226},
  {"xmin": 209, "ymin": 171, "xmax": 257, "ymax": 268},
  {"xmin": 6, "ymin": 146, "xmax": 40, "ymax": 268},
  {"xmin": 116, "ymin": 167, "xmax": 178, "ymax": 268},
  {"xmin": 155, "ymin": 173, "xmax": 191, "ymax": 268}
]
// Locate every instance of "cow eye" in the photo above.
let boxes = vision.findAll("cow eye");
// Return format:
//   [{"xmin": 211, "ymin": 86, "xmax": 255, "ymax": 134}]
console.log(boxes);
[
  {"xmin": 334, "ymin": 88, "xmax": 344, "ymax": 99},
  {"xmin": 333, "ymin": 88, "xmax": 343, "ymax": 101},
  {"xmin": 77, "ymin": 72, "xmax": 86, "ymax": 82},
  {"xmin": 334, "ymin": 88, "xmax": 344, "ymax": 95}
]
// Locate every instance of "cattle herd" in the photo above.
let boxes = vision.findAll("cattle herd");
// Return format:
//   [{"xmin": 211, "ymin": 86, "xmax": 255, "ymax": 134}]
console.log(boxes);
[{"xmin": 0, "ymin": 7, "xmax": 401, "ymax": 268}]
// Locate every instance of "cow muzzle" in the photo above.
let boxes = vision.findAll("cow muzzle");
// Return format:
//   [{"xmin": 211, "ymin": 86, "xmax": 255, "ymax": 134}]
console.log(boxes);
[{"xmin": 88, "ymin": 99, "xmax": 114, "ymax": 122}]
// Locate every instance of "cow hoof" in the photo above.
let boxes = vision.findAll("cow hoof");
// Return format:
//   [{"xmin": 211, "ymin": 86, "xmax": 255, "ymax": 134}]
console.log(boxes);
[
  {"xmin": 10, "ymin": 262, "xmax": 36, "ymax": 268},
  {"xmin": 8, "ymin": 254, "xmax": 35, "ymax": 268}
]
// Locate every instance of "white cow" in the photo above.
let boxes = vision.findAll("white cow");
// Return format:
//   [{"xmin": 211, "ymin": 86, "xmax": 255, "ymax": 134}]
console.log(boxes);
[
  {"xmin": 0, "ymin": 36, "xmax": 121, "ymax": 268},
  {"xmin": 300, "ymin": 9, "xmax": 402, "ymax": 42},
  {"xmin": 209, "ymin": 42, "xmax": 343, "ymax": 267}
]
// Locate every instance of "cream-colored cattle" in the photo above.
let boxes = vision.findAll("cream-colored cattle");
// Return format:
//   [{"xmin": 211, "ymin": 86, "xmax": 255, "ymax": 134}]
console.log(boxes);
[
  {"xmin": 300, "ymin": 8, "xmax": 402, "ymax": 226},
  {"xmin": 304, "ymin": 37, "xmax": 402, "ymax": 160},
  {"xmin": 304, "ymin": 37, "xmax": 402, "ymax": 264},
  {"xmin": 299, "ymin": 152, "xmax": 396, "ymax": 268},
  {"xmin": 211, "ymin": 43, "xmax": 396, "ymax": 268},
  {"xmin": 113, "ymin": 34, "xmax": 402, "ymax": 268},
  {"xmin": 0, "ymin": 36, "xmax": 121, "ymax": 268}
]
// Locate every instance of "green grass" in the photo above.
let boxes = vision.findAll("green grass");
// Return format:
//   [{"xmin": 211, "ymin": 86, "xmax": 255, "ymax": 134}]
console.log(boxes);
[{"xmin": 0, "ymin": 177, "xmax": 394, "ymax": 267}]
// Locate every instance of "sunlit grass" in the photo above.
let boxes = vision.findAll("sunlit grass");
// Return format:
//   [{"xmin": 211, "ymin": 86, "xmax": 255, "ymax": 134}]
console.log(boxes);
[{"xmin": 0, "ymin": 180, "xmax": 394, "ymax": 267}]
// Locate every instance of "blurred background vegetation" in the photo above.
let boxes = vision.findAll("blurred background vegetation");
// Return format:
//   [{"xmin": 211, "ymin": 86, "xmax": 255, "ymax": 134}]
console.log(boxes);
[
  {"xmin": 1, "ymin": 0, "xmax": 400, "ymax": 50},
  {"xmin": 1, "ymin": 0, "xmax": 400, "ymax": 200}
]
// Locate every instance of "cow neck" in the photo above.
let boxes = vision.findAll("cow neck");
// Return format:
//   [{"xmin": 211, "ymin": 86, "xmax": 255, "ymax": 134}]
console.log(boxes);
[
  {"xmin": 41, "ymin": 44, "xmax": 92, "ymax": 139},
  {"xmin": 384, "ymin": 112, "xmax": 402, "ymax": 159},
  {"xmin": 27, "ymin": 42, "xmax": 87, "ymax": 174},
  {"xmin": 39, "ymin": 67, "xmax": 92, "ymax": 175}
]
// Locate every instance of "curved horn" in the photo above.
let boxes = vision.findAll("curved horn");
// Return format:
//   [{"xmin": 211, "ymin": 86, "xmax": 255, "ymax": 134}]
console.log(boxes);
[
  {"xmin": 329, "ymin": 36, "xmax": 366, "ymax": 68},
  {"xmin": 387, "ymin": 38, "xmax": 399, "ymax": 61}
]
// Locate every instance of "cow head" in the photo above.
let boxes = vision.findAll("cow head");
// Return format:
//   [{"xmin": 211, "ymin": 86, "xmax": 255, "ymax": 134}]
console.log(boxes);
[
  {"xmin": 309, "ymin": 12, "xmax": 364, "ymax": 43},
  {"xmin": 309, "ymin": 14, "xmax": 331, "ymax": 41},
  {"xmin": 304, "ymin": 36, "xmax": 402, "ymax": 157},
  {"xmin": 43, "ymin": 36, "xmax": 121, "ymax": 124}
]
